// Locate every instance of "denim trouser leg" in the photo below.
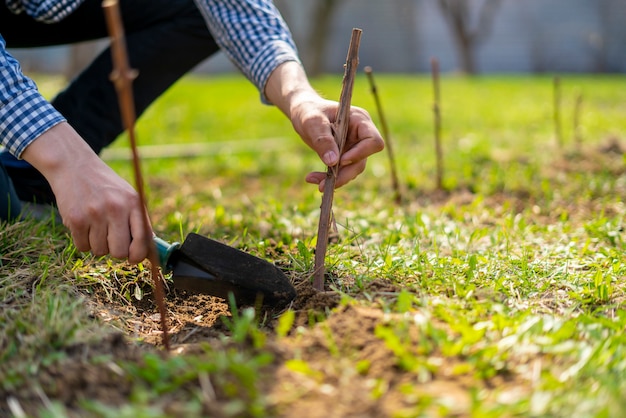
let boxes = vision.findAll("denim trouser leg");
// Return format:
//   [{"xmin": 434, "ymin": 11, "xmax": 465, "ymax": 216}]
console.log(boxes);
[
  {"xmin": 0, "ymin": 0, "xmax": 219, "ymax": 201},
  {"xmin": 51, "ymin": 0, "xmax": 220, "ymax": 154},
  {"xmin": 0, "ymin": 161, "xmax": 22, "ymax": 222}
]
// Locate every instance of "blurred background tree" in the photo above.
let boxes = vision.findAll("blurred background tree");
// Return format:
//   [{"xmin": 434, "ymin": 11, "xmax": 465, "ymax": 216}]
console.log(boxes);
[{"xmin": 436, "ymin": 0, "xmax": 502, "ymax": 74}]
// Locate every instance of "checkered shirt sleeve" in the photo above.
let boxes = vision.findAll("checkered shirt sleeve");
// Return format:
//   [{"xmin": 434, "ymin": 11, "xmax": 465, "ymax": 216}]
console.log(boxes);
[
  {"xmin": 194, "ymin": 0, "xmax": 301, "ymax": 103},
  {"xmin": 5, "ymin": 0, "xmax": 85, "ymax": 23},
  {"xmin": 0, "ymin": 35, "xmax": 65, "ymax": 157}
]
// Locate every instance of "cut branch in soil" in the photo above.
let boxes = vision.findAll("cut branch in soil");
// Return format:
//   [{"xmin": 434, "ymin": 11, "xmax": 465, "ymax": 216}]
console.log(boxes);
[
  {"xmin": 364, "ymin": 66, "xmax": 403, "ymax": 204},
  {"xmin": 103, "ymin": 0, "xmax": 170, "ymax": 351},
  {"xmin": 431, "ymin": 57, "xmax": 444, "ymax": 191},
  {"xmin": 312, "ymin": 28, "xmax": 362, "ymax": 292},
  {"xmin": 553, "ymin": 76, "xmax": 563, "ymax": 149}
]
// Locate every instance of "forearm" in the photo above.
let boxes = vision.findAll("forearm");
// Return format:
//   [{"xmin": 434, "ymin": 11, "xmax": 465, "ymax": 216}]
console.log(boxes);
[
  {"xmin": 0, "ymin": 35, "xmax": 66, "ymax": 157},
  {"xmin": 20, "ymin": 122, "xmax": 98, "ymax": 180},
  {"xmin": 264, "ymin": 61, "xmax": 321, "ymax": 118}
]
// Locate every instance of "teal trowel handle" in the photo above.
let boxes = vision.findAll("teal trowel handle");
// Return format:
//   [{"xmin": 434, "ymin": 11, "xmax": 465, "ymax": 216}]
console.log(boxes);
[{"xmin": 153, "ymin": 236, "xmax": 181, "ymax": 272}]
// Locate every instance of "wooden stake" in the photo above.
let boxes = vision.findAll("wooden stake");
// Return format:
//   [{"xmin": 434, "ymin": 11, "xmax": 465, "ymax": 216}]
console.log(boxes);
[
  {"xmin": 573, "ymin": 92, "xmax": 583, "ymax": 152},
  {"xmin": 102, "ymin": 0, "xmax": 170, "ymax": 351},
  {"xmin": 553, "ymin": 76, "xmax": 563, "ymax": 149},
  {"xmin": 431, "ymin": 58, "xmax": 444, "ymax": 191},
  {"xmin": 364, "ymin": 66, "xmax": 402, "ymax": 204},
  {"xmin": 312, "ymin": 28, "xmax": 362, "ymax": 291}
]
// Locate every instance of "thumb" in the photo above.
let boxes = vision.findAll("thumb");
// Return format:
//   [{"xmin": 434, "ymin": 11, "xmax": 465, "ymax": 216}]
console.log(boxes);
[{"xmin": 309, "ymin": 127, "xmax": 340, "ymax": 167}]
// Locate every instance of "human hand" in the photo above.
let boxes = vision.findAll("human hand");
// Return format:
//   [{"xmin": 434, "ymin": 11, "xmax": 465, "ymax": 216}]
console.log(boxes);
[
  {"xmin": 264, "ymin": 61, "xmax": 384, "ymax": 191},
  {"xmin": 53, "ymin": 157, "xmax": 151, "ymax": 264},
  {"xmin": 21, "ymin": 123, "xmax": 151, "ymax": 263},
  {"xmin": 290, "ymin": 97, "xmax": 385, "ymax": 191}
]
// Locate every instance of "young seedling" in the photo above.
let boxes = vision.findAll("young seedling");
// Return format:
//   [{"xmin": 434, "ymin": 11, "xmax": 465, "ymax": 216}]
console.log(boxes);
[
  {"xmin": 312, "ymin": 28, "xmax": 362, "ymax": 292},
  {"xmin": 431, "ymin": 57, "xmax": 444, "ymax": 191},
  {"xmin": 364, "ymin": 66, "xmax": 403, "ymax": 204},
  {"xmin": 103, "ymin": 0, "xmax": 170, "ymax": 350}
]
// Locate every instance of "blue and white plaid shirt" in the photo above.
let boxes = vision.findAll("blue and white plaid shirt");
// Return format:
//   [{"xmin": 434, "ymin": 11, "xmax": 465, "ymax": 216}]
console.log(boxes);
[
  {"xmin": 1, "ymin": 0, "xmax": 299, "ymax": 157},
  {"xmin": 5, "ymin": 0, "xmax": 85, "ymax": 22}
]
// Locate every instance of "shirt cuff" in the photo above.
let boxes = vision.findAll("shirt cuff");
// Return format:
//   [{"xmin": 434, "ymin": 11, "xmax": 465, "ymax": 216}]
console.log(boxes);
[
  {"xmin": 250, "ymin": 40, "xmax": 301, "ymax": 105},
  {"xmin": 0, "ymin": 89, "xmax": 66, "ymax": 158}
]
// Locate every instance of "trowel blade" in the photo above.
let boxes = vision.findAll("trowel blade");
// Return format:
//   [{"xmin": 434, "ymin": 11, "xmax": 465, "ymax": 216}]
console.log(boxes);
[{"xmin": 169, "ymin": 233, "xmax": 296, "ymax": 308}]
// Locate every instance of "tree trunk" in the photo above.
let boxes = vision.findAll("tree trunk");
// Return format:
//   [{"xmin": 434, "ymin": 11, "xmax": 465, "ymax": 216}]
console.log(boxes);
[
  {"xmin": 437, "ymin": 0, "xmax": 501, "ymax": 74},
  {"xmin": 307, "ymin": 0, "xmax": 340, "ymax": 76},
  {"xmin": 458, "ymin": 34, "xmax": 476, "ymax": 74}
]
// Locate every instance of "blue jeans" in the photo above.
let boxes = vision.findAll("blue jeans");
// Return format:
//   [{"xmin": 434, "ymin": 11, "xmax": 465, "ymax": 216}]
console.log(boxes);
[
  {"xmin": 0, "ymin": 162, "xmax": 21, "ymax": 221},
  {"xmin": 0, "ymin": 0, "xmax": 218, "ymax": 217}
]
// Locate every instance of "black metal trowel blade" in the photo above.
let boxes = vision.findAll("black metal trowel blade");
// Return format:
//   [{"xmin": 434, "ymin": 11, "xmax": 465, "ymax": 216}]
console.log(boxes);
[{"xmin": 164, "ymin": 233, "xmax": 296, "ymax": 308}]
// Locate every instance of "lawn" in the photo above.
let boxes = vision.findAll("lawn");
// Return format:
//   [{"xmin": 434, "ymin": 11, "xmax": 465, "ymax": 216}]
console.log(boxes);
[{"xmin": 1, "ymin": 72, "xmax": 626, "ymax": 417}]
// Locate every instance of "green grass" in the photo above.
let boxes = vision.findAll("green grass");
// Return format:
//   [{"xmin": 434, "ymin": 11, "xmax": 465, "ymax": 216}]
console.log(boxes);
[{"xmin": 2, "ymin": 73, "xmax": 626, "ymax": 417}]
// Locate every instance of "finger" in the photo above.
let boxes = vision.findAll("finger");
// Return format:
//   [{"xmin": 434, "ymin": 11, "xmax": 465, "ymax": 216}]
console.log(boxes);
[
  {"xmin": 340, "ymin": 123, "xmax": 384, "ymax": 167},
  {"xmin": 335, "ymin": 160, "xmax": 366, "ymax": 188},
  {"xmin": 301, "ymin": 115, "xmax": 340, "ymax": 167},
  {"xmin": 306, "ymin": 171, "xmax": 327, "ymax": 192},
  {"xmin": 127, "ymin": 206, "xmax": 151, "ymax": 264},
  {"xmin": 107, "ymin": 213, "xmax": 132, "ymax": 260},
  {"xmin": 88, "ymin": 221, "xmax": 109, "ymax": 257},
  {"xmin": 313, "ymin": 133, "xmax": 339, "ymax": 167},
  {"xmin": 64, "ymin": 209, "xmax": 90, "ymax": 252},
  {"xmin": 306, "ymin": 160, "xmax": 367, "ymax": 190}
]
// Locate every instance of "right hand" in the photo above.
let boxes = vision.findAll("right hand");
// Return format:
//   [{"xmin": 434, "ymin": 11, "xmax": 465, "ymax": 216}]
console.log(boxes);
[{"xmin": 21, "ymin": 122, "xmax": 151, "ymax": 264}]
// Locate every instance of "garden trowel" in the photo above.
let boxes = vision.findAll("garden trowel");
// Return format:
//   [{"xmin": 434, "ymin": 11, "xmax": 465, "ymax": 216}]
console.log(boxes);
[{"xmin": 154, "ymin": 233, "xmax": 296, "ymax": 308}]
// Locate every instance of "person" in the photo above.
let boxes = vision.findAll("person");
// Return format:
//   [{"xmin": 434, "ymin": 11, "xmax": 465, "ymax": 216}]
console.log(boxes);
[{"xmin": 0, "ymin": 0, "xmax": 384, "ymax": 264}]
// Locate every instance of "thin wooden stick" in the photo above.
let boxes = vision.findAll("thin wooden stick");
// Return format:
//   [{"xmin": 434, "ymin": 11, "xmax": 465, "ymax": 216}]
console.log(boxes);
[
  {"xmin": 553, "ymin": 76, "xmax": 562, "ymax": 149},
  {"xmin": 102, "ymin": 0, "xmax": 170, "ymax": 351},
  {"xmin": 312, "ymin": 28, "xmax": 362, "ymax": 292},
  {"xmin": 364, "ymin": 66, "xmax": 402, "ymax": 204},
  {"xmin": 573, "ymin": 92, "xmax": 583, "ymax": 153},
  {"xmin": 431, "ymin": 57, "xmax": 444, "ymax": 191}
]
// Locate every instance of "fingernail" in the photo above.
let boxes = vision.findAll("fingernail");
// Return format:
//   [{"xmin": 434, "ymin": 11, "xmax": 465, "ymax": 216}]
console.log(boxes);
[{"xmin": 323, "ymin": 151, "xmax": 338, "ymax": 166}]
